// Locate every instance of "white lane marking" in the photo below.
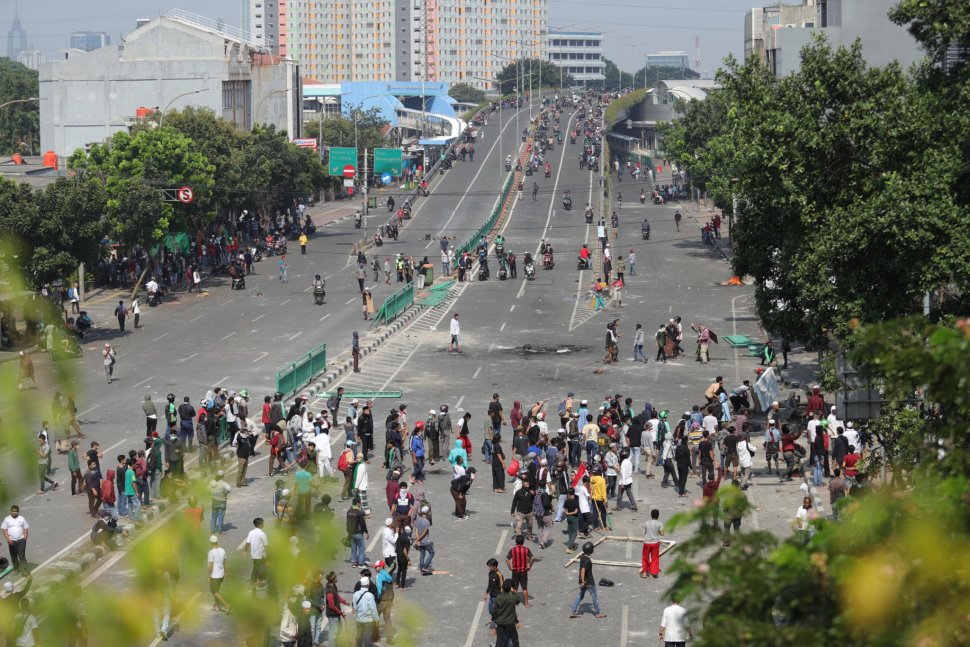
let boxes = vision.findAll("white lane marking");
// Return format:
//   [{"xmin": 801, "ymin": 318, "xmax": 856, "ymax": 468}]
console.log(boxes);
[
  {"xmin": 462, "ymin": 527, "xmax": 511, "ymax": 647},
  {"xmin": 499, "ymin": 322, "xmax": 506, "ymax": 332},
  {"xmin": 280, "ymin": 299, "xmax": 291, "ymax": 306},
  {"xmin": 146, "ymin": 593, "xmax": 203, "ymax": 647},
  {"xmin": 130, "ymin": 375, "xmax": 155, "ymax": 389},
  {"xmin": 345, "ymin": 298, "xmax": 356, "ymax": 305},
  {"xmin": 213, "ymin": 375, "xmax": 229, "ymax": 386},
  {"xmin": 219, "ymin": 331, "xmax": 237, "ymax": 342},
  {"xmin": 472, "ymin": 367, "xmax": 482, "ymax": 379},
  {"xmin": 177, "ymin": 352, "xmax": 198, "ymax": 363},
  {"xmin": 319, "ymin": 313, "xmax": 332, "ymax": 322},
  {"xmin": 190, "ymin": 314, "xmax": 205, "ymax": 323},
  {"xmin": 153, "ymin": 332, "xmax": 170, "ymax": 342},
  {"xmin": 253, "ymin": 314, "xmax": 265, "ymax": 322},
  {"xmin": 509, "ymin": 305, "xmax": 515, "ymax": 312},
  {"xmin": 378, "ymin": 342, "xmax": 424, "ymax": 391},
  {"xmin": 253, "ymin": 351, "xmax": 270, "ymax": 364},
  {"xmin": 455, "ymin": 396, "xmax": 465, "ymax": 411},
  {"xmin": 515, "ymin": 279, "xmax": 527, "ymax": 299},
  {"xmin": 621, "ymin": 605, "xmax": 630, "ymax": 646},
  {"xmin": 289, "ymin": 331, "xmax": 304, "ymax": 341},
  {"xmin": 488, "ymin": 342, "xmax": 495, "ymax": 353},
  {"xmin": 77, "ymin": 403, "xmax": 101, "ymax": 417}
]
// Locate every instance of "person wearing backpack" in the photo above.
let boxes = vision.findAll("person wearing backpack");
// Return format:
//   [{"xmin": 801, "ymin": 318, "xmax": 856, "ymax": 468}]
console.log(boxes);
[{"xmin": 337, "ymin": 441, "xmax": 358, "ymax": 501}]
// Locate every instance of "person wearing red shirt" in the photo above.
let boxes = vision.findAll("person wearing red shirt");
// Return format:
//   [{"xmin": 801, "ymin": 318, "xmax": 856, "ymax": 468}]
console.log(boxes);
[
  {"xmin": 805, "ymin": 386, "xmax": 826, "ymax": 420},
  {"xmin": 261, "ymin": 396, "xmax": 273, "ymax": 439},
  {"xmin": 843, "ymin": 446, "xmax": 861, "ymax": 484},
  {"xmin": 505, "ymin": 534, "xmax": 535, "ymax": 608}
]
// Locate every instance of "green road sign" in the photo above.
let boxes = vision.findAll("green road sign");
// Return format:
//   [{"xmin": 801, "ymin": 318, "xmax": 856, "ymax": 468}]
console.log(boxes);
[
  {"xmin": 374, "ymin": 148, "xmax": 403, "ymax": 175},
  {"xmin": 328, "ymin": 147, "xmax": 357, "ymax": 175}
]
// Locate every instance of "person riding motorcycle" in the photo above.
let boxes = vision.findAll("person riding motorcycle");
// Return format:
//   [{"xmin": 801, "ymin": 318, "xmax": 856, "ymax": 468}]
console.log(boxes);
[
  {"xmin": 313, "ymin": 274, "xmax": 326, "ymax": 304},
  {"xmin": 640, "ymin": 189, "xmax": 646, "ymax": 204},
  {"xmin": 505, "ymin": 154, "xmax": 513, "ymax": 168}
]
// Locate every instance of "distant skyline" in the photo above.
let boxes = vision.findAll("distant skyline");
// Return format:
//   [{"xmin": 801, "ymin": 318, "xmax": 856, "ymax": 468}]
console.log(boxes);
[{"xmin": 5, "ymin": 0, "xmax": 753, "ymax": 77}]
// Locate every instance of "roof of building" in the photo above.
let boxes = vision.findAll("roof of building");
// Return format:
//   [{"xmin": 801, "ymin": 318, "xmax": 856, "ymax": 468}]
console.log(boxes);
[{"xmin": 658, "ymin": 79, "xmax": 719, "ymax": 102}]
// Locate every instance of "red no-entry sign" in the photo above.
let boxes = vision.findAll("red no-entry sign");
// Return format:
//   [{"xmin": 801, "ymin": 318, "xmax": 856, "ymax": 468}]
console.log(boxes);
[
  {"xmin": 177, "ymin": 186, "xmax": 193, "ymax": 203},
  {"xmin": 343, "ymin": 165, "xmax": 356, "ymax": 179}
]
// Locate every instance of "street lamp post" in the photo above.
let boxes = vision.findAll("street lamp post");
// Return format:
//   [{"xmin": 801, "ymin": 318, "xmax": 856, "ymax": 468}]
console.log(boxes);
[
  {"xmin": 0, "ymin": 97, "xmax": 39, "ymax": 110},
  {"xmin": 253, "ymin": 88, "xmax": 288, "ymax": 127},
  {"xmin": 158, "ymin": 89, "xmax": 210, "ymax": 128}
]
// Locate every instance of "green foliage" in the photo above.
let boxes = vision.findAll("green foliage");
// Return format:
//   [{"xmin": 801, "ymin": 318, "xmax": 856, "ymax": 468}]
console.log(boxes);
[
  {"xmin": 661, "ymin": 37, "xmax": 970, "ymax": 345},
  {"xmin": 449, "ymin": 82, "xmax": 487, "ymax": 104},
  {"xmin": 240, "ymin": 124, "xmax": 326, "ymax": 219},
  {"xmin": 0, "ymin": 59, "xmax": 39, "ymax": 155},
  {"xmin": 495, "ymin": 59, "xmax": 573, "ymax": 94},
  {"xmin": 603, "ymin": 88, "xmax": 648, "ymax": 127}
]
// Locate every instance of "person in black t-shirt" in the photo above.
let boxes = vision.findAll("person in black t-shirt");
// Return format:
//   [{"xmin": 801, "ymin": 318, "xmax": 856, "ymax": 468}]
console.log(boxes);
[
  {"xmin": 698, "ymin": 432, "xmax": 715, "ymax": 483},
  {"xmin": 483, "ymin": 558, "xmax": 504, "ymax": 631},
  {"xmin": 569, "ymin": 542, "xmax": 606, "ymax": 618}
]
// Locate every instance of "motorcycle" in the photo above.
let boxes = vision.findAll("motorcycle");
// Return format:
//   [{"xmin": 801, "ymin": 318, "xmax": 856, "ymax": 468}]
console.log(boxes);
[
  {"xmin": 641, "ymin": 222, "xmax": 651, "ymax": 240},
  {"xmin": 525, "ymin": 166, "xmax": 533, "ymax": 176},
  {"xmin": 387, "ymin": 197, "xmax": 395, "ymax": 212},
  {"xmin": 231, "ymin": 274, "xmax": 246, "ymax": 290},
  {"xmin": 304, "ymin": 216, "xmax": 317, "ymax": 235},
  {"xmin": 374, "ymin": 233, "xmax": 384, "ymax": 247},
  {"xmin": 387, "ymin": 221, "xmax": 399, "ymax": 240},
  {"xmin": 354, "ymin": 211, "xmax": 362, "ymax": 229},
  {"xmin": 544, "ymin": 165, "xmax": 551, "ymax": 178},
  {"xmin": 611, "ymin": 213, "xmax": 619, "ymax": 229},
  {"xmin": 249, "ymin": 245, "xmax": 263, "ymax": 263},
  {"xmin": 402, "ymin": 202, "xmax": 412, "ymax": 219},
  {"xmin": 313, "ymin": 282, "xmax": 326, "ymax": 305},
  {"xmin": 542, "ymin": 251, "xmax": 555, "ymax": 270},
  {"xmin": 420, "ymin": 184, "xmax": 429, "ymax": 197},
  {"xmin": 640, "ymin": 190, "xmax": 646, "ymax": 204},
  {"xmin": 505, "ymin": 162, "xmax": 512, "ymax": 172},
  {"xmin": 585, "ymin": 210, "xmax": 594, "ymax": 225},
  {"xmin": 577, "ymin": 255, "xmax": 591, "ymax": 270},
  {"xmin": 563, "ymin": 197, "xmax": 572, "ymax": 211},
  {"xmin": 524, "ymin": 261, "xmax": 536, "ymax": 280},
  {"xmin": 495, "ymin": 243, "xmax": 505, "ymax": 262}
]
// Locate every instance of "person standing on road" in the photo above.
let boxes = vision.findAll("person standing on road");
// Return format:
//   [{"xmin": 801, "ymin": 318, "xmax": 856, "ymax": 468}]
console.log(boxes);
[
  {"xmin": 355, "ymin": 263, "xmax": 366, "ymax": 293},
  {"xmin": 124, "ymin": 457, "xmax": 141, "ymax": 521},
  {"xmin": 234, "ymin": 427, "xmax": 254, "ymax": 487},
  {"xmin": 346, "ymin": 497, "xmax": 369, "ymax": 566},
  {"xmin": 207, "ymin": 535, "xmax": 231, "ymax": 613},
  {"xmin": 279, "ymin": 255, "xmax": 288, "ymax": 283},
  {"xmin": 67, "ymin": 439, "xmax": 83, "ymax": 496},
  {"xmin": 210, "ymin": 470, "xmax": 231, "ymax": 534},
  {"xmin": 299, "ymin": 232, "xmax": 308, "ymax": 255},
  {"xmin": 659, "ymin": 594, "xmax": 692, "ymax": 646},
  {"xmin": 628, "ymin": 249, "xmax": 636, "ymax": 276},
  {"xmin": 1, "ymin": 505, "xmax": 29, "ymax": 575},
  {"xmin": 36, "ymin": 435, "xmax": 58, "ymax": 494},
  {"xmin": 84, "ymin": 460, "xmax": 101, "ymax": 517},
  {"xmin": 130, "ymin": 296, "xmax": 141, "ymax": 329},
  {"xmin": 641, "ymin": 509, "xmax": 664, "ymax": 578},
  {"xmin": 143, "ymin": 393, "xmax": 158, "ymax": 437},
  {"xmin": 506, "ymin": 534, "xmax": 535, "ymax": 608},
  {"xmin": 244, "ymin": 517, "xmax": 269, "ymax": 585},
  {"xmin": 569, "ymin": 541, "xmax": 606, "ymax": 619},
  {"xmin": 633, "ymin": 323, "xmax": 647, "ymax": 363},
  {"xmin": 655, "ymin": 324, "xmax": 668, "ymax": 363},
  {"xmin": 486, "ymin": 393, "xmax": 504, "ymax": 464},
  {"xmin": 102, "ymin": 343, "xmax": 116, "ymax": 383},
  {"xmin": 494, "ymin": 579, "xmax": 520, "ymax": 647},
  {"xmin": 449, "ymin": 313, "xmax": 461, "ymax": 352},
  {"xmin": 114, "ymin": 299, "xmax": 127, "ymax": 333},
  {"xmin": 352, "ymin": 331, "xmax": 361, "ymax": 373},
  {"xmin": 615, "ymin": 255, "xmax": 626, "ymax": 285}
]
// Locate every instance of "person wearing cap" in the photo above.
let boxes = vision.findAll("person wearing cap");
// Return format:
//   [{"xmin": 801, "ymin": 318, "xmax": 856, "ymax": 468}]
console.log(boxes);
[
  {"xmin": 312, "ymin": 422, "xmax": 334, "ymax": 480},
  {"xmin": 209, "ymin": 470, "xmax": 231, "ymax": 534},
  {"xmin": 348, "ymin": 399, "xmax": 361, "ymax": 427},
  {"xmin": 102, "ymin": 343, "xmax": 116, "ymax": 383},
  {"xmin": 423, "ymin": 410, "xmax": 441, "ymax": 464},
  {"xmin": 763, "ymin": 419, "xmax": 781, "ymax": 475},
  {"xmin": 207, "ymin": 534, "xmax": 231, "ymax": 613}
]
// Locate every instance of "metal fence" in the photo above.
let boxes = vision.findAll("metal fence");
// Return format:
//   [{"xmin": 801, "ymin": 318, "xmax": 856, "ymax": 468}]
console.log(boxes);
[
  {"xmin": 454, "ymin": 171, "xmax": 515, "ymax": 258},
  {"xmin": 275, "ymin": 343, "xmax": 327, "ymax": 396},
  {"xmin": 371, "ymin": 282, "xmax": 414, "ymax": 327}
]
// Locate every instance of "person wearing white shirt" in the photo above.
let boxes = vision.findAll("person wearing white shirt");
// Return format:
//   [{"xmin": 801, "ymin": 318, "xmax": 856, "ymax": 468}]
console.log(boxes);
[
  {"xmin": 381, "ymin": 518, "xmax": 399, "ymax": 564},
  {"xmin": 1, "ymin": 505, "xmax": 29, "ymax": 575},
  {"xmin": 641, "ymin": 423, "xmax": 657, "ymax": 478},
  {"xmin": 702, "ymin": 411, "xmax": 718, "ymax": 436},
  {"xmin": 347, "ymin": 400, "xmax": 360, "ymax": 427},
  {"xmin": 615, "ymin": 453, "xmax": 637, "ymax": 511},
  {"xmin": 313, "ymin": 429, "xmax": 334, "ymax": 478},
  {"xmin": 207, "ymin": 535, "xmax": 230, "ymax": 612},
  {"xmin": 244, "ymin": 518, "xmax": 269, "ymax": 583},
  {"xmin": 659, "ymin": 596, "xmax": 692, "ymax": 646},
  {"xmin": 449, "ymin": 313, "xmax": 461, "ymax": 352},
  {"xmin": 843, "ymin": 422, "xmax": 859, "ymax": 454},
  {"xmin": 827, "ymin": 406, "xmax": 841, "ymax": 433},
  {"xmin": 736, "ymin": 434, "xmax": 756, "ymax": 489},
  {"xmin": 576, "ymin": 479, "xmax": 592, "ymax": 537}
]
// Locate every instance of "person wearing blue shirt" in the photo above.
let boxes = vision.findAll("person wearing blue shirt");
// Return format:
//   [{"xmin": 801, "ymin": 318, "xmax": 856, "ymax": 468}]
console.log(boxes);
[{"xmin": 410, "ymin": 423, "xmax": 426, "ymax": 483}]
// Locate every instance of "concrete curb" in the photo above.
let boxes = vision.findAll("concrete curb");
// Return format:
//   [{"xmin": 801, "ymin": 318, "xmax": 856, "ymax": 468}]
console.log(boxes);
[{"xmin": 28, "ymin": 498, "xmax": 172, "ymax": 601}]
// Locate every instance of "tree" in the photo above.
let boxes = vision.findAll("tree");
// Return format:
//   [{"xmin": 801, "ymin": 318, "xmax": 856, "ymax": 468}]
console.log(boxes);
[
  {"xmin": 632, "ymin": 65, "xmax": 700, "ymax": 88},
  {"xmin": 239, "ymin": 125, "xmax": 325, "ymax": 221},
  {"xmin": 600, "ymin": 58, "xmax": 633, "ymax": 91},
  {"xmin": 495, "ymin": 59, "xmax": 573, "ymax": 94},
  {"xmin": 449, "ymin": 82, "xmax": 486, "ymax": 104},
  {"xmin": 30, "ymin": 177, "xmax": 106, "ymax": 284},
  {"xmin": 0, "ymin": 59, "xmax": 39, "ymax": 155}
]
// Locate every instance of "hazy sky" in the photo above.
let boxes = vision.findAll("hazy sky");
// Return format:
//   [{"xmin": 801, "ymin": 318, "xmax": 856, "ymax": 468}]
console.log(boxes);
[{"xmin": 7, "ymin": 0, "xmax": 754, "ymax": 77}]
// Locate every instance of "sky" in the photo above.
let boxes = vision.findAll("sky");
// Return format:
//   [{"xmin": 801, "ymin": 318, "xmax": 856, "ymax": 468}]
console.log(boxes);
[{"xmin": 6, "ymin": 0, "xmax": 755, "ymax": 77}]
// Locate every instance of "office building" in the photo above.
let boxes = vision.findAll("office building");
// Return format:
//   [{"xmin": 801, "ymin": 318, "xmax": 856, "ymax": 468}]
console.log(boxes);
[
  {"xmin": 745, "ymin": 0, "xmax": 923, "ymax": 76},
  {"xmin": 244, "ymin": 0, "xmax": 280, "ymax": 52},
  {"xmin": 544, "ymin": 29, "xmax": 605, "ymax": 84},
  {"xmin": 40, "ymin": 11, "xmax": 301, "ymax": 158},
  {"xmin": 16, "ymin": 49, "xmax": 45, "ymax": 70},
  {"xmin": 6, "ymin": 7, "xmax": 28, "ymax": 61},
  {"xmin": 68, "ymin": 32, "xmax": 112, "ymax": 52},
  {"xmin": 644, "ymin": 51, "xmax": 689, "ymax": 71}
]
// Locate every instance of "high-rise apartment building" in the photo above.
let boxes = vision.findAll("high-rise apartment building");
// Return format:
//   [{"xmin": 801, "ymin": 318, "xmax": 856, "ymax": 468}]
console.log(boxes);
[
  {"xmin": 68, "ymin": 31, "xmax": 112, "ymax": 52},
  {"xmin": 252, "ymin": 0, "xmax": 545, "ymax": 88},
  {"xmin": 544, "ymin": 30, "xmax": 605, "ymax": 84}
]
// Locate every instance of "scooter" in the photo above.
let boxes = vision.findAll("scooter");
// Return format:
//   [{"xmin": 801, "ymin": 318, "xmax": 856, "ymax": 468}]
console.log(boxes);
[
  {"xmin": 544, "ymin": 165, "xmax": 551, "ymax": 178},
  {"xmin": 231, "ymin": 274, "xmax": 246, "ymax": 290},
  {"xmin": 641, "ymin": 222, "xmax": 651, "ymax": 240},
  {"xmin": 420, "ymin": 184, "xmax": 429, "ymax": 197},
  {"xmin": 577, "ymin": 256, "xmax": 591, "ymax": 270},
  {"xmin": 505, "ymin": 162, "xmax": 512, "ymax": 172},
  {"xmin": 563, "ymin": 197, "xmax": 572, "ymax": 211},
  {"xmin": 354, "ymin": 211, "xmax": 362, "ymax": 229},
  {"xmin": 542, "ymin": 251, "xmax": 555, "ymax": 270},
  {"xmin": 374, "ymin": 233, "xmax": 384, "ymax": 247},
  {"xmin": 524, "ymin": 261, "xmax": 536, "ymax": 280},
  {"xmin": 314, "ymin": 283, "xmax": 326, "ymax": 305},
  {"xmin": 640, "ymin": 190, "xmax": 646, "ymax": 204},
  {"xmin": 402, "ymin": 202, "xmax": 412, "ymax": 219},
  {"xmin": 585, "ymin": 210, "xmax": 594, "ymax": 224}
]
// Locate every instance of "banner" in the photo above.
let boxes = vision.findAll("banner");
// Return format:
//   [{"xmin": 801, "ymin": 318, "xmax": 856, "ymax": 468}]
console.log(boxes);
[
  {"xmin": 373, "ymin": 148, "xmax": 403, "ymax": 175},
  {"xmin": 328, "ymin": 147, "xmax": 357, "ymax": 175}
]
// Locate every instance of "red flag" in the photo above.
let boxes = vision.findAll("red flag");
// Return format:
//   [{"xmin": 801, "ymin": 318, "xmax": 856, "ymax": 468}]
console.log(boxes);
[{"xmin": 571, "ymin": 462, "xmax": 587, "ymax": 489}]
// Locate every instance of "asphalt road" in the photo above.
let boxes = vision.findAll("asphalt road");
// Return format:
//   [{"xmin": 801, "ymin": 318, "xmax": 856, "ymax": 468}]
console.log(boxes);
[
  {"xmin": 6, "ymin": 107, "xmax": 816, "ymax": 647},
  {"xmin": 2, "ymin": 103, "xmax": 533, "ymax": 574}
]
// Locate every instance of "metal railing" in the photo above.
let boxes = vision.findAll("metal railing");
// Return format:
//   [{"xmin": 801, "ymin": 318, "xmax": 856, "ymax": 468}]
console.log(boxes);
[
  {"xmin": 275, "ymin": 343, "xmax": 327, "ymax": 396},
  {"xmin": 370, "ymin": 282, "xmax": 414, "ymax": 327}
]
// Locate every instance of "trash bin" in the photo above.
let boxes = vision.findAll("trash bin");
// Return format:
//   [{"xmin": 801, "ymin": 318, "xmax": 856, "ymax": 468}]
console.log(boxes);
[
  {"xmin": 367, "ymin": 196, "xmax": 377, "ymax": 209},
  {"xmin": 422, "ymin": 264, "xmax": 433, "ymax": 284}
]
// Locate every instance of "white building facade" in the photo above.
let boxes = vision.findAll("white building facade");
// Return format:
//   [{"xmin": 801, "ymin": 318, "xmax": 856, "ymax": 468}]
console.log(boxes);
[{"xmin": 544, "ymin": 29, "xmax": 605, "ymax": 85}]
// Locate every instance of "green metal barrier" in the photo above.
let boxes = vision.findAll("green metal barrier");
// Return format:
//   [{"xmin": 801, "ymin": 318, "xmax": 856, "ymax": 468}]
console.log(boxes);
[
  {"xmin": 318, "ymin": 391, "xmax": 402, "ymax": 399},
  {"xmin": 275, "ymin": 343, "xmax": 327, "ymax": 396},
  {"xmin": 370, "ymin": 282, "xmax": 414, "ymax": 327}
]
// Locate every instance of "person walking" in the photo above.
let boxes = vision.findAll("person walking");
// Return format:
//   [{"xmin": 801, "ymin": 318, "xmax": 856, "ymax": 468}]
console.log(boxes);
[
  {"xmin": 244, "ymin": 518, "xmax": 269, "ymax": 585},
  {"xmin": 1, "ymin": 505, "xmax": 29, "ymax": 575},
  {"xmin": 234, "ymin": 427, "xmax": 253, "ymax": 487},
  {"xmin": 641, "ymin": 509, "xmax": 664, "ymax": 578},
  {"xmin": 207, "ymin": 535, "xmax": 231, "ymax": 613},
  {"xmin": 114, "ymin": 300, "xmax": 127, "ymax": 333},
  {"xmin": 279, "ymin": 255, "xmax": 288, "ymax": 283},
  {"xmin": 35, "ymin": 435, "xmax": 58, "ymax": 494},
  {"xmin": 363, "ymin": 289, "xmax": 375, "ymax": 321},
  {"xmin": 655, "ymin": 324, "xmax": 668, "ymax": 363},
  {"xmin": 449, "ymin": 313, "xmax": 461, "ymax": 352},
  {"xmin": 130, "ymin": 297, "xmax": 141, "ymax": 329},
  {"xmin": 632, "ymin": 323, "xmax": 647, "ymax": 363},
  {"xmin": 102, "ymin": 343, "xmax": 116, "ymax": 383},
  {"xmin": 355, "ymin": 264, "xmax": 366, "ymax": 293},
  {"xmin": 506, "ymin": 534, "xmax": 535, "ymax": 608},
  {"xmin": 569, "ymin": 541, "xmax": 606, "ymax": 619},
  {"xmin": 352, "ymin": 331, "xmax": 361, "ymax": 373},
  {"xmin": 628, "ymin": 250, "xmax": 636, "ymax": 276},
  {"xmin": 659, "ymin": 595, "xmax": 693, "ymax": 646},
  {"xmin": 675, "ymin": 437, "xmax": 691, "ymax": 497},
  {"xmin": 352, "ymin": 576, "xmax": 379, "ymax": 647},
  {"xmin": 615, "ymin": 255, "xmax": 626, "ymax": 285},
  {"xmin": 494, "ymin": 579, "xmax": 520, "ymax": 647},
  {"xmin": 67, "ymin": 440, "xmax": 83, "ymax": 496}
]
